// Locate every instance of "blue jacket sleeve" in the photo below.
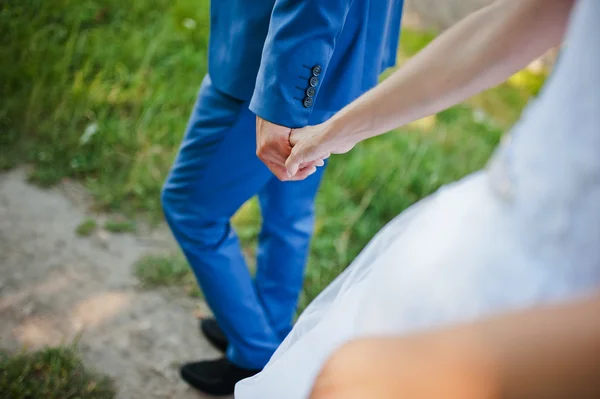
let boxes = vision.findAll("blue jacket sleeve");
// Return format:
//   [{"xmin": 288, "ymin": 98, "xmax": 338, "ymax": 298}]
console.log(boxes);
[{"xmin": 249, "ymin": 0, "xmax": 355, "ymax": 128}]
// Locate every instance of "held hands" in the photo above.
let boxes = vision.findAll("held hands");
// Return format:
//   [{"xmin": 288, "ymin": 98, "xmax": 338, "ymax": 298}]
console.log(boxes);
[
  {"xmin": 285, "ymin": 120, "xmax": 356, "ymax": 179},
  {"xmin": 256, "ymin": 116, "xmax": 324, "ymax": 181},
  {"xmin": 256, "ymin": 116, "xmax": 356, "ymax": 181}
]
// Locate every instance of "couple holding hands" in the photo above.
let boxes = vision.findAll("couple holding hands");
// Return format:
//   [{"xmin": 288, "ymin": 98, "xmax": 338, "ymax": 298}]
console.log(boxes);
[{"xmin": 161, "ymin": 0, "xmax": 600, "ymax": 397}]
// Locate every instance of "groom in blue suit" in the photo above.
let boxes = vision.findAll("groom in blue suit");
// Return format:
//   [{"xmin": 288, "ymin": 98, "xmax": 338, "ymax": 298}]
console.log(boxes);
[{"xmin": 161, "ymin": 0, "xmax": 405, "ymax": 395}]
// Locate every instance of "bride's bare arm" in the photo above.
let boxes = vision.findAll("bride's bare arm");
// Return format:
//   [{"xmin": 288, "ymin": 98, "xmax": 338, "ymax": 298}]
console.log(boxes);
[
  {"xmin": 286, "ymin": 0, "xmax": 574, "ymax": 176},
  {"xmin": 309, "ymin": 291, "xmax": 600, "ymax": 399},
  {"xmin": 329, "ymin": 0, "xmax": 573, "ymax": 144}
]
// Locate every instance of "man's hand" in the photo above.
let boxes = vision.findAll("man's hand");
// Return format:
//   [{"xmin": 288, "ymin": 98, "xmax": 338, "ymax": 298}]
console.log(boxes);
[{"xmin": 256, "ymin": 116, "xmax": 323, "ymax": 181}]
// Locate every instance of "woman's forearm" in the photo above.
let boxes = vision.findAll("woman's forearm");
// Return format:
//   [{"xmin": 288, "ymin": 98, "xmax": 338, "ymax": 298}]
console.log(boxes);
[
  {"xmin": 446, "ymin": 291, "xmax": 600, "ymax": 398},
  {"xmin": 404, "ymin": 291, "xmax": 600, "ymax": 398},
  {"xmin": 328, "ymin": 0, "xmax": 573, "ymax": 145},
  {"xmin": 309, "ymin": 291, "xmax": 600, "ymax": 399}
]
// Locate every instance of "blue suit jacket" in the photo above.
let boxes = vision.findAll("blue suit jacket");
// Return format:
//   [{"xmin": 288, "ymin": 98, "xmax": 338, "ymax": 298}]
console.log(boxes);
[{"xmin": 208, "ymin": 0, "xmax": 404, "ymax": 128}]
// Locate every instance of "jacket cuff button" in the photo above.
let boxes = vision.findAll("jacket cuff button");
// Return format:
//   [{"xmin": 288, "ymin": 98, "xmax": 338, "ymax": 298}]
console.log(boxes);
[
  {"xmin": 303, "ymin": 97, "xmax": 314, "ymax": 108},
  {"xmin": 312, "ymin": 65, "xmax": 322, "ymax": 77}
]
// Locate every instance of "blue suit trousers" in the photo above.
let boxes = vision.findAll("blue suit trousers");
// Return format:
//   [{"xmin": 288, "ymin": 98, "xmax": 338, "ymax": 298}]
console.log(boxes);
[{"xmin": 161, "ymin": 75, "xmax": 327, "ymax": 369}]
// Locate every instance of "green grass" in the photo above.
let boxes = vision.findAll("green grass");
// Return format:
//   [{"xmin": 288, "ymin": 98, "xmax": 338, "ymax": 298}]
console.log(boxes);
[
  {"xmin": 76, "ymin": 218, "xmax": 98, "ymax": 236},
  {"xmin": 103, "ymin": 217, "xmax": 136, "ymax": 233},
  {"xmin": 0, "ymin": 346, "xmax": 115, "ymax": 399},
  {"xmin": 1, "ymin": 1, "xmax": 547, "ymax": 310},
  {"xmin": 134, "ymin": 253, "xmax": 202, "ymax": 298},
  {"xmin": 0, "ymin": 0, "xmax": 210, "ymax": 215}
]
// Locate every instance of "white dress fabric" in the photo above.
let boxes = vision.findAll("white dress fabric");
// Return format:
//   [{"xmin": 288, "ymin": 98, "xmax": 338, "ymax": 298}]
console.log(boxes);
[{"xmin": 235, "ymin": 1, "xmax": 600, "ymax": 397}]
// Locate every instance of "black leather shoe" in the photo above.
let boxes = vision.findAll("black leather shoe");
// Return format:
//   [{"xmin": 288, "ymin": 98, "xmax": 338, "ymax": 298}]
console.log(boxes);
[
  {"xmin": 180, "ymin": 357, "xmax": 260, "ymax": 396},
  {"xmin": 200, "ymin": 318, "xmax": 229, "ymax": 352}
]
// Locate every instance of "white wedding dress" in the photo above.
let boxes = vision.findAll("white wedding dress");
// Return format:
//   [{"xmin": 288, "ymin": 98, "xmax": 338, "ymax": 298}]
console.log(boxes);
[{"xmin": 236, "ymin": 1, "xmax": 600, "ymax": 397}]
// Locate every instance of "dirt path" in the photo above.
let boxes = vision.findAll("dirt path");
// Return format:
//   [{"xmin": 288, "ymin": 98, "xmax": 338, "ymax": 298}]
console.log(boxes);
[{"xmin": 0, "ymin": 168, "xmax": 224, "ymax": 399}]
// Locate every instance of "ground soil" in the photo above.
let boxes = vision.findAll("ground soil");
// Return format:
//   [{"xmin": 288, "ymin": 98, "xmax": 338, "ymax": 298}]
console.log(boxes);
[{"xmin": 0, "ymin": 168, "xmax": 221, "ymax": 399}]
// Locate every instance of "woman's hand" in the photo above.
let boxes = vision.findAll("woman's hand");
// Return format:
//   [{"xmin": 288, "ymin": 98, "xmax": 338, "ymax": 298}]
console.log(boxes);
[{"xmin": 286, "ymin": 121, "xmax": 357, "ymax": 178}]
